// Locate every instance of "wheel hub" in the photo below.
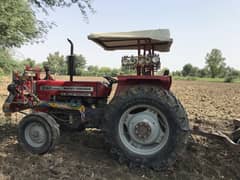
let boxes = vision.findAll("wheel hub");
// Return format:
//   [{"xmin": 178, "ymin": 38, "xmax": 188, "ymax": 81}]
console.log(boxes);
[
  {"xmin": 29, "ymin": 127, "xmax": 44, "ymax": 143},
  {"xmin": 119, "ymin": 105, "xmax": 170, "ymax": 156},
  {"xmin": 127, "ymin": 111, "xmax": 162, "ymax": 145},
  {"xmin": 25, "ymin": 122, "xmax": 47, "ymax": 147},
  {"xmin": 134, "ymin": 122, "xmax": 151, "ymax": 140}
]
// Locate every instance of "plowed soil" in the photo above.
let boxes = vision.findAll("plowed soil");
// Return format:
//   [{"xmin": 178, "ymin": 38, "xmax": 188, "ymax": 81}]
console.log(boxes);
[{"xmin": 0, "ymin": 78, "xmax": 240, "ymax": 180}]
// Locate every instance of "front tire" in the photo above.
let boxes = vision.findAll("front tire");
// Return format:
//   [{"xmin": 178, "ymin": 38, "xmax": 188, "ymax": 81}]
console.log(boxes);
[
  {"xmin": 104, "ymin": 86, "xmax": 189, "ymax": 169},
  {"xmin": 18, "ymin": 112, "xmax": 60, "ymax": 154}
]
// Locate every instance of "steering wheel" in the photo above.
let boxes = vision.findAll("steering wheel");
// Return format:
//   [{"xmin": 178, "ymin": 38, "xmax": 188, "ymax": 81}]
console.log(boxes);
[{"xmin": 103, "ymin": 76, "xmax": 117, "ymax": 86}]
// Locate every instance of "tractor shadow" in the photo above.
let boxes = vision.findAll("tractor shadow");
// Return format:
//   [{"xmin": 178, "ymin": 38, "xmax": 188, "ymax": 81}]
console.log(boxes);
[
  {"xmin": 0, "ymin": 124, "xmax": 240, "ymax": 180},
  {"xmin": 0, "ymin": 123, "xmax": 17, "ymax": 142}
]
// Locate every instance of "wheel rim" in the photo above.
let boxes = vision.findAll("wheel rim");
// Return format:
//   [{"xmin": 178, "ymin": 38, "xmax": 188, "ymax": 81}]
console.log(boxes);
[
  {"xmin": 24, "ymin": 122, "xmax": 48, "ymax": 148},
  {"xmin": 118, "ymin": 104, "xmax": 170, "ymax": 156}
]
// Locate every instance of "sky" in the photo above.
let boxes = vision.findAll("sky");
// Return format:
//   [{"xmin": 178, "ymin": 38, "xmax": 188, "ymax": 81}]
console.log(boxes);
[{"xmin": 17, "ymin": 0, "xmax": 240, "ymax": 71}]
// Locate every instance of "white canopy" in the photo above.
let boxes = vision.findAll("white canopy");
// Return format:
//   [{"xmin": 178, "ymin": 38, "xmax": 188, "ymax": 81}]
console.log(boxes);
[{"xmin": 88, "ymin": 29, "xmax": 173, "ymax": 52}]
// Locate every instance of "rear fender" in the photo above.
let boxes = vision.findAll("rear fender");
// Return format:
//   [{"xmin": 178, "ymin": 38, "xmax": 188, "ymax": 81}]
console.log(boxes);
[{"xmin": 114, "ymin": 75, "xmax": 172, "ymax": 97}]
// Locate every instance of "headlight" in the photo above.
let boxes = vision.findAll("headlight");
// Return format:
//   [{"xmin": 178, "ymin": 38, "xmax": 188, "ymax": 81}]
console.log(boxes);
[
  {"xmin": 152, "ymin": 56, "xmax": 160, "ymax": 63},
  {"xmin": 130, "ymin": 56, "xmax": 137, "ymax": 64},
  {"xmin": 122, "ymin": 57, "xmax": 129, "ymax": 65},
  {"xmin": 138, "ymin": 56, "xmax": 145, "ymax": 65},
  {"xmin": 145, "ymin": 57, "xmax": 151, "ymax": 64}
]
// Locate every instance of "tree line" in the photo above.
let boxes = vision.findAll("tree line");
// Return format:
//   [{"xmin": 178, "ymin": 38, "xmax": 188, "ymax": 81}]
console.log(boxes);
[
  {"xmin": 0, "ymin": 48, "xmax": 239, "ymax": 83},
  {"xmin": 172, "ymin": 49, "xmax": 240, "ymax": 82},
  {"xmin": 41, "ymin": 51, "xmax": 121, "ymax": 76},
  {"xmin": 0, "ymin": 49, "xmax": 122, "ymax": 77}
]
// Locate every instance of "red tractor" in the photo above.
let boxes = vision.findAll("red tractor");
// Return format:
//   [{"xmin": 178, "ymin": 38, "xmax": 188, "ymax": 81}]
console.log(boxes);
[{"xmin": 3, "ymin": 29, "xmax": 189, "ymax": 169}]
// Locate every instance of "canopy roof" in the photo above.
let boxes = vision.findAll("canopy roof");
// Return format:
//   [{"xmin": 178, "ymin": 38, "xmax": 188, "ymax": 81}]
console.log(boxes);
[{"xmin": 88, "ymin": 29, "xmax": 173, "ymax": 52}]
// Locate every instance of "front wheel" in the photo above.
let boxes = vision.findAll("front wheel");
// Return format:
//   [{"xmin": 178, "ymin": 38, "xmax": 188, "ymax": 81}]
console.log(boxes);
[
  {"xmin": 104, "ymin": 86, "xmax": 189, "ymax": 169},
  {"xmin": 18, "ymin": 112, "xmax": 60, "ymax": 154}
]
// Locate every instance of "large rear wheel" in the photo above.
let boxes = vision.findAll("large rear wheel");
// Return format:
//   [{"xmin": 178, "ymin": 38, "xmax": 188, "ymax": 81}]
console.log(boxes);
[{"xmin": 104, "ymin": 86, "xmax": 189, "ymax": 169}]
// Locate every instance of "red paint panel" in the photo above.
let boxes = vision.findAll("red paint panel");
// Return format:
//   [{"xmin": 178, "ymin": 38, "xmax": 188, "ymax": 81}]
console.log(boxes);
[{"xmin": 115, "ymin": 75, "xmax": 172, "ymax": 96}]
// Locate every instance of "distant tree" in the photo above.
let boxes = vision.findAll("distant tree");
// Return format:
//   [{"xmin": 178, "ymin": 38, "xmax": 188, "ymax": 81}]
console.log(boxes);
[
  {"xmin": 181, "ymin": 63, "xmax": 202, "ymax": 77},
  {"xmin": 87, "ymin": 65, "xmax": 99, "ymax": 76},
  {"xmin": 44, "ymin": 52, "xmax": 65, "ymax": 74},
  {"xmin": 99, "ymin": 67, "xmax": 112, "ymax": 76},
  {"xmin": 120, "ymin": 67, "xmax": 135, "ymax": 75},
  {"xmin": 228, "ymin": 68, "xmax": 240, "ymax": 77},
  {"xmin": 0, "ymin": 49, "xmax": 19, "ymax": 74},
  {"xmin": 189, "ymin": 66, "xmax": 199, "ymax": 76},
  {"xmin": 20, "ymin": 58, "xmax": 36, "ymax": 68},
  {"xmin": 0, "ymin": 0, "xmax": 43, "ymax": 48},
  {"xmin": 172, "ymin": 70, "xmax": 182, "ymax": 76},
  {"xmin": 75, "ymin": 54, "xmax": 86, "ymax": 75},
  {"xmin": 205, "ymin": 49, "xmax": 226, "ymax": 78},
  {"xmin": 224, "ymin": 66, "xmax": 240, "ymax": 82},
  {"xmin": 198, "ymin": 67, "xmax": 209, "ymax": 78},
  {"xmin": 43, "ymin": 52, "xmax": 87, "ymax": 75},
  {"xmin": 111, "ymin": 68, "xmax": 120, "ymax": 76},
  {"xmin": 87, "ymin": 65, "xmax": 99, "ymax": 72},
  {"xmin": 35, "ymin": 62, "xmax": 43, "ymax": 69},
  {"xmin": 182, "ymin": 64, "xmax": 193, "ymax": 76}
]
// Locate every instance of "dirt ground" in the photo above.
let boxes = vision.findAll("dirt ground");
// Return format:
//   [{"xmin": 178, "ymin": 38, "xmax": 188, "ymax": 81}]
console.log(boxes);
[{"xmin": 0, "ymin": 78, "xmax": 240, "ymax": 180}]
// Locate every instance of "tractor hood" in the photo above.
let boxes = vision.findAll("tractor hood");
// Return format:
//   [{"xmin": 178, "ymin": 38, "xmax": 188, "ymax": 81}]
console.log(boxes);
[{"xmin": 88, "ymin": 29, "xmax": 173, "ymax": 52}]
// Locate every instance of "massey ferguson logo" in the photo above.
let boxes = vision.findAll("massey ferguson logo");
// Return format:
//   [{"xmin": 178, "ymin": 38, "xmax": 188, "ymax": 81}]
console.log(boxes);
[{"xmin": 40, "ymin": 86, "xmax": 94, "ymax": 92}]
